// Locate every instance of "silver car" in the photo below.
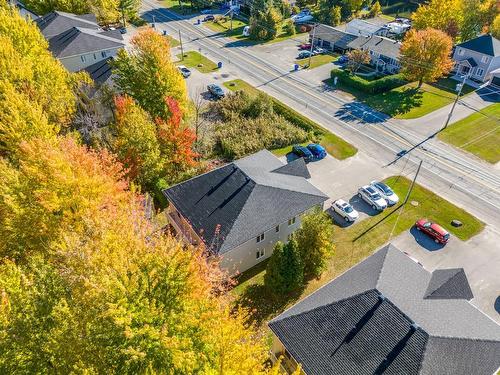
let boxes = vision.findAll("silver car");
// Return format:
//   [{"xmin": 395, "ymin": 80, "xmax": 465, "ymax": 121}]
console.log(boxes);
[
  {"xmin": 370, "ymin": 181, "xmax": 399, "ymax": 206},
  {"xmin": 178, "ymin": 65, "xmax": 191, "ymax": 78},
  {"xmin": 358, "ymin": 185, "xmax": 387, "ymax": 211},
  {"xmin": 332, "ymin": 199, "xmax": 359, "ymax": 222}
]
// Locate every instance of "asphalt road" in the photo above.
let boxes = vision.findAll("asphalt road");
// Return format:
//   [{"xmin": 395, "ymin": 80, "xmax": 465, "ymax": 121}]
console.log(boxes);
[{"xmin": 139, "ymin": 1, "xmax": 500, "ymax": 229}]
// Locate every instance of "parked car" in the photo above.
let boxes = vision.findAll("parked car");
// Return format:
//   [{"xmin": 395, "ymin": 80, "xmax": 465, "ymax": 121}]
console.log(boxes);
[
  {"xmin": 203, "ymin": 15, "xmax": 215, "ymax": 21},
  {"xmin": 292, "ymin": 12, "xmax": 313, "ymax": 23},
  {"xmin": 332, "ymin": 199, "xmax": 359, "ymax": 222},
  {"xmin": 313, "ymin": 47, "xmax": 327, "ymax": 54},
  {"xmin": 338, "ymin": 55, "xmax": 348, "ymax": 64},
  {"xmin": 207, "ymin": 84, "xmax": 225, "ymax": 99},
  {"xmin": 292, "ymin": 144, "xmax": 314, "ymax": 162},
  {"xmin": 242, "ymin": 25, "xmax": 250, "ymax": 37},
  {"xmin": 307, "ymin": 143, "xmax": 326, "ymax": 159},
  {"xmin": 299, "ymin": 43, "xmax": 311, "ymax": 50},
  {"xmin": 298, "ymin": 51, "xmax": 312, "ymax": 59},
  {"xmin": 178, "ymin": 65, "xmax": 191, "ymax": 78},
  {"xmin": 358, "ymin": 185, "xmax": 387, "ymax": 211},
  {"xmin": 119, "ymin": 27, "xmax": 127, "ymax": 34},
  {"xmin": 415, "ymin": 219, "xmax": 450, "ymax": 244},
  {"xmin": 370, "ymin": 181, "xmax": 399, "ymax": 206}
]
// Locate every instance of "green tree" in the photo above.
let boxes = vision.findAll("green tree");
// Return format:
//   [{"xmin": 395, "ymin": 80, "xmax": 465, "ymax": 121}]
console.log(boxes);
[
  {"xmin": 330, "ymin": 5, "xmax": 342, "ymax": 26},
  {"xmin": 283, "ymin": 18, "xmax": 296, "ymax": 35},
  {"xmin": 491, "ymin": 14, "xmax": 500, "ymax": 39},
  {"xmin": 112, "ymin": 28, "xmax": 189, "ymax": 121},
  {"xmin": 369, "ymin": 0, "xmax": 381, "ymax": 17},
  {"xmin": 249, "ymin": 7, "xmax": 282, "ymax": 40},
  {"xmin": 412, "ymin": 0, "xmax": 463, "ymax": 40},
  {"xmin": 295, "ymin": 208, "xmax": 334, "ymax": 278},
  {"xmin": 346, "ymin": 48, "xmax": 371, "ymax": 74},
  {"xmin": 265, "ymin": 240, "xmax": 304, "ymax": 294},
  {"xmin": 400, "ymin": 28, "xmax": 454, "ymax": 88}
]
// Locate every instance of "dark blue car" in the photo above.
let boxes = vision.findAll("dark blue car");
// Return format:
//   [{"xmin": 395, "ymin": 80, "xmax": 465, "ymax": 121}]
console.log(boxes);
[
  {"xmin": 307, "ymin": 143, "xmax": 326, "ymax": 159},
  {"xmin": 292, "ymin": 145, "xmax": 314, "ymax": 162}
]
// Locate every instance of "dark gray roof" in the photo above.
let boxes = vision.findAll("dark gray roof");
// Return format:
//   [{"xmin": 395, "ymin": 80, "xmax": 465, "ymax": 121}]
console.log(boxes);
[
  {"xmin": 465, "ymin": 57, "xmax": 478, "ymax": 67},
  {"xmin": 424, "ymin": 268, "xmax": 473, "ymax": 300},
  {"xmin": 457, "ymin": 34, "xmax": 500, "ymax": 57},
  {"xmin": 270, "ymin": 244, "xmax": 500, "ymax": 375},
  {"xmin": 348, "ymin": 35, "xmax": 401, "ymax": 60},
  {"xmin": 272, "ymin": 157, "xmax": 310, "ymax": 179},
  {"xmin": 83, "ymin": 56, "xmax": 114, "ymax": 86},
  {"xmin": 313, "ymin": 24, "xmax": 358, "ymax": 50},
  {"xmin": 163, "ymin": 150, "xmax": 327, "ymax": 254},
  {"xmin": 35, "ymin": 11, "xmax": 98, "ymax": 38},
  {"xmin": 48, "ymin": 27, "xmax": 124, "ymax": 58}
]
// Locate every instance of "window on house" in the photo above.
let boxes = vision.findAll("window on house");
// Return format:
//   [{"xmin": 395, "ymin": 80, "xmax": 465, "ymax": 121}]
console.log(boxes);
[
  {"xmin": 457, "ymin": 48, "xmax": 464, "ymax": 55},
  {"xmin": 256, "ymin": 249, "xmax": 265, "ymax": 259},
  {"xmin": 476, "ymin": 68, "xmax": 484, "ymax": 76},
  {"xmin": 80, "ymin": 55, "xmax": 86, "ymax": 62},
  {"xmin": 93, "ymin": 53, "xmax": 97, "ymax": 60},
  {"xmin": 481, "ymin": 55, "xmax": 489, "ymax": 63},
  {"xmin": 101, "ymin": 51, "xmax": 107, "ymax": 58},
  {"xmin": 288, "ymin": 217, "xmax": 296, "ymax": 226},
  {"xmin": 256, "ymin": 233, "xmax": 264, "ymax": 243},
  {"xmin": 275, "ymin": 225, "xmax": 280, "ymax": 233}
]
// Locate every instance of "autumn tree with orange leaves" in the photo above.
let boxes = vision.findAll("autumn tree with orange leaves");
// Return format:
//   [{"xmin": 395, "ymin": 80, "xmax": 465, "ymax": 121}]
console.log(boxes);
[{"xmin": 400, "ymin": 28, "xmax": 454, "ymax": 88}]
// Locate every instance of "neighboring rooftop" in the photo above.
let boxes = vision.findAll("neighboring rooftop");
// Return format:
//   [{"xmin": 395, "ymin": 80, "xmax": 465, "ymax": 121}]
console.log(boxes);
[
  {"xmin": 35, "ymin": 11, "xmax": 98, "ymax": 38},
  {"xmin": 83, "ymin": 56, "xmax": 114, "ymax": 86},
  {"xmin": 348, "ymin": 35, "xmax": 402, "ymax": 60},
  {"xmin": 48, "ymin": 27, "xmax": 124, "ymax": 58},
  {"xmin": 456, "ymin": 34, "xmax": 500, "ymax": 57},
  {"xmin": 163, "ymin": 150, "xmax": 328, "ymax": 254},
  {"xmin": 312, "ymin": 24, "xmax": 358, "ymax": 50},
  {"xmin": 345, "ymin": 18, "xmax": 386, "ymax": 37},
  {"xmin": 270, "ymin": 244, "xmax": 500, "ymax": 375}
]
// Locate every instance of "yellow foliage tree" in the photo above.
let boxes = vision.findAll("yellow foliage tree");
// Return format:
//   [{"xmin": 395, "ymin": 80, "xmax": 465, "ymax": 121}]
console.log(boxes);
[{"xmin": 412, "ymin": 0, "xmax": 463, "ymax": 40}]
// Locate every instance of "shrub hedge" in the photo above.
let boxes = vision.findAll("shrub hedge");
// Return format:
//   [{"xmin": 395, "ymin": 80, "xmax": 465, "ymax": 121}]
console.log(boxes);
[{"xmin": 331, "ymin": 69, "xmax": 406, "ymax": 94}]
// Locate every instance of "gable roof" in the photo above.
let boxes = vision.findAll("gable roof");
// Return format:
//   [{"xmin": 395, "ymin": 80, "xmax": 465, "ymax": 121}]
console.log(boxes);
[
  {"xmin": 348, "ymin": 35, "xmax": 401, "ymax": 60},
  {"xmin": 424, "ymin": 268, "xmax": 474, "ymax": 300},
  {"xmin": 313, "ymin": 24, "xmax": 358, "ymax": 49},
  {"xmin": 456, "ymin": 34, "xmax": 500, "ymax": 57},
  {"xmin": 163, "ymin": 150, "xmax": 327, "ymax": 254},
  {"xmin": 270, "ymin": 244, "xmax": 500, "ymax": 375},
  {"xmin": 83, "ymin": 56, "xmax": 114, "ymax": 86},
  {"xmin": 48, "ymin": 27, "xmax": 124, "ymax": 58},
  {"xmin": 35, "ymin": 11, "xmax": 98, "ymax": 38},
  {"xmin": 271, "ymin": 157, "xmax": 310, "ymax": 179}
]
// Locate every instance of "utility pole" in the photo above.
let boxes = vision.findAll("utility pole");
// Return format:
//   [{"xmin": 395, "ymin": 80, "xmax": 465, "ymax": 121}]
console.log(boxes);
[
  {"xmin": 403, "ymin": 160, "xmax": 423, "ymax": 205},
  {"xmin": 152, "ymin": 15, "xmax": 156, "ymax": 28},
  {"xmin": 230, "ymin": 9, "xmax": 233, "ymax": 31},
  {"xmin": 442, "ymin": 74, "xmax": 467, "ymax": 130},
  {"xmin": 307, "ymin": 23, "xmax": 316, "ymax": 68},
  {"xmin": 178, "ymin": 30, "xmax": 184, "ymax": 60}
]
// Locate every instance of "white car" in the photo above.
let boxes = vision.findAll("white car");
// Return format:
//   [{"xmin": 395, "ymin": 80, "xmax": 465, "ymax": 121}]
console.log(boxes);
[
  {"xmin": 332, "ymin": 199, "xmax": 359, "ymax": 222},
  {"xmin": 313, "ymin": 47, "xmax": 327, "ymax": 55},
  {"xmin": 370, "ymin": 181, "xmax": 399, "ymax": 206},
  {"xmin": 178, "ymin": 65, "xmax": 191, "ymax": 78},
  {"xmin": 358, "ymin": 185, "xmax": 387, "ymax": 211}
]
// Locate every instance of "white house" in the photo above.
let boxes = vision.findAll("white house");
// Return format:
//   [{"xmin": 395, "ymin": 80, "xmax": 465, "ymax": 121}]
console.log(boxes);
[{"xmin": 453, "ymin": 34, "xmax": 500, "ymax": 83}]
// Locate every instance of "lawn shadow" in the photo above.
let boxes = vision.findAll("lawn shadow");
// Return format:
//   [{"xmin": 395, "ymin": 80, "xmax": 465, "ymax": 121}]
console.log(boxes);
[
  {"xmin": 366, "ymin": 87, "xmax": 423, "ymax": 117},
  {"xmin": 348, "ymin": 195, "xmax": 381, "ymax": 216},
  {"xmin": 409, "ymin": 226, "xmax": 446, "ymax": 251},
  {"xmin": 234, "ymin": 283, "xmax": 304, "ymax": 326}
]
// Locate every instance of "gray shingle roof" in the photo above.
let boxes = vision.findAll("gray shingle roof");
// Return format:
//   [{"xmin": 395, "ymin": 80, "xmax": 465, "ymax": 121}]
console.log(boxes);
[
  {"xmin": 313, "ymin": 24, "xmax": 358, "ymax": 50},
  {"xmin": 48, "ymin": 27, "xmax": 124, "ymax": 58},
  {"xmin": 456, "ymin": 34, "xmax": 500, "ymax": 57},
  {"xmin": 163, "ymin": 150, "xmax": 327, "ymax": 254},
  {"xmin": 346, "ymin": 19, "xmax": 385, "ymax": 37},
  {"xmin": 270, "ymin": 244, "xmax": 500, "ymax": 375},
  {"xmin": 424, "ymin": 268, "xmax": 474, "ymax": 300},
  {"xmin": 271, "ymin": 157, "xmax": 310, "ymax": 179},
  {"xmin": 35, "ymin": 11, "xmax": 98, "ymax": 38},
  {"xmin": 348, "ymin": 35, "xmax": 401, "ymax": 60},
  {"xmin": 83, "ymin": 56, "xmax": 114, "ymax": 86}
]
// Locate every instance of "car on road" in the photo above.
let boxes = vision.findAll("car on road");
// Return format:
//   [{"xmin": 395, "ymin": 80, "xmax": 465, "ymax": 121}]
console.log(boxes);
[
  {"xmin": 358, "ymin": 185, "xmax": 387, "ymax": 211},
  {"xmin": 307, "ymin": 143, "xmax": 326, "ymax": 159},
  {"xmin": 397, "ymin": 149, "xmax": 408, "ymax": 157},
  {"xmin": 370, "ymin": 180, "xmax": 399, "ymax": 206},
  {"xmin": 202, "ymin": 15, "xmax": 215, "ymax": 21},
  {"xmin": 415, "ymin": 219, "xmax": 450, "ymax": 244},
  {"xmin": 298, "ymin": 51, "xmax": 312, "ymax": 59},
  {"xmin": 292, "ymin": 144, "xmax": 314, "ymax": 162},
  {"xmin": 332, "ymin": 199, "xmax": 359, "ymax": 222},
  {"xmin": 178, "ymin": 65, "xmax": 191, "ymax": 78},
  {"xmin": 207, "ymin": 84, "xmax": 225, "ymax": 99},
  {"xmin": 299, "ymin": 43, "xmax": 311, "ymax": 50}
]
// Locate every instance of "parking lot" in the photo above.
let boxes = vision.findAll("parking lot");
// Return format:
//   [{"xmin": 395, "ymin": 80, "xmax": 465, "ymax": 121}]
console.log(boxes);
[{"xmin": 294, "ymin": 151, "xmax": 500, "ymax": 323}]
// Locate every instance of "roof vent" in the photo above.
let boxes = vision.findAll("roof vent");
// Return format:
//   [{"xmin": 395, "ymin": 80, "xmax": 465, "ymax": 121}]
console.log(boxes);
[{"xmin": 410, "ymin": 323, "xmax": 419, "ymax": 332}]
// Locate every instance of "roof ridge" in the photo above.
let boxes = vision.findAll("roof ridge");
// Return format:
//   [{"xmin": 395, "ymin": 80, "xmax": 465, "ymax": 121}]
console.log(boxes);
[
  {"xmin": 374, "ymin": 244, "xmax": 392, "ymax": 288},
  {"xmin": 427, "ymin": 335, "xmax": 500, "ymax": 344},
  {"xmin": 74, "ymin": 27, "xmax": 124, "ymax": 43},
  {"xmin": 256, "ymin": 180, "xmax": 327, "ymax": 199}
]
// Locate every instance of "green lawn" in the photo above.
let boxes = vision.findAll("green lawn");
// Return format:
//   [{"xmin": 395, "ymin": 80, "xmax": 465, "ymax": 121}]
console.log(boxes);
[
  {"xmin": 332, "ymin": 75, "xmax": 474, "ymax": 119},
  {"xmin": 232, "ymin": 175, "xmax": 484, "ymax": 326},
  {"xmin": 176, "ymin": 51, "xmax": 218, "ymax": 73},
  {"xmin": 438, "ymin": 103, "xmax": 500, "ymax": 164},
  {"xmin": 165, "ymin": 35, "xmax": 180, "ymax": 47},
  {"xmin": 160, "ymin": 0, "xmax": 203, "ymax": 14},
  {"xmin": 223, "ymin": 79, "xmax": 357, "ymax": 160},
  {"xmin": 380, "ymin": 0, "xmax": 421, "ymax": 18},
  {"xmin": 296, "ymin": 54, "xmax": 339, "ymax": 69}
]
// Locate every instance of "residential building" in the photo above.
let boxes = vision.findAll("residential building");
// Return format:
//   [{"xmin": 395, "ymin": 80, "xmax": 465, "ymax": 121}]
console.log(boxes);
[
  {"xmin": 345, "ymin": 18, "xmax": 388, "ymax": 37},
  {"xmin": 163, "ymin": 150, "xmax": 328, "ymax": 274},
  {"xmin": 309, "ymin": 24, "xmax": 357, "ymax": 53},
  {"xmin": 35, "ymin": 11, "xmax": 124, "ymax": 72},
  {"xmin": 269, "ymin": 244, "xmax": 500, "ymax": 375},
  {"xmin": 347, "ymin": 35, "xmax": 401, "ymax": 74},
  {"xmin": 83, "ymin": 56, "xmax": 115, "ymax": 89},
  {"xmin": 453, "ymin": 34, "xmax": 500, "ymax": 83}
]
